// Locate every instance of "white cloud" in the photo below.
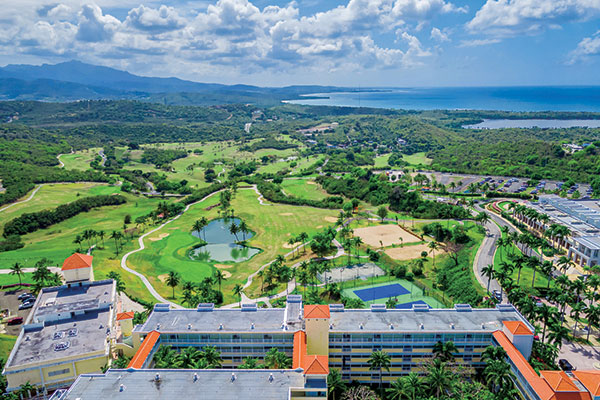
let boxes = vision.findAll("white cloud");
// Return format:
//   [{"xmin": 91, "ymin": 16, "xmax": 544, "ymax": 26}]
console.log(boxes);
[
  {"xmin": 467, "ymin": 0, "xmax": 600, "ymax": 37},
  {"xmin": 76, "ymin": 4, "xmax": 120, "ymax": 42},
  {"xmin": 569, "ymin": 30, "xmax": 600, "ymax": 63},
  {"xmin": 430, "ymin": 27, "xmax": 449, "ymax": 42},
  {"xmin": 125, "ymin": 5, "xmax": 186, "ymax": 33},
  {"xmin": 458, "ymin": 38, "xmax": 501, "ymax": 47}
]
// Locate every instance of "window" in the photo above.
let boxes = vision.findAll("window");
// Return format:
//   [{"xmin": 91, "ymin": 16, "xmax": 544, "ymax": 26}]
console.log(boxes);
[{"xmin": 48, "ymin": 368, "xmax": 70, "ymax": 377}]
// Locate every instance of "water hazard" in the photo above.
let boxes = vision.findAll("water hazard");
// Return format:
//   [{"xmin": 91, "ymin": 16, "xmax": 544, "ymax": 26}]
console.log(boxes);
[{"xmin": 189, "ymin": 218, "xmax": 259, "ymax": 263}]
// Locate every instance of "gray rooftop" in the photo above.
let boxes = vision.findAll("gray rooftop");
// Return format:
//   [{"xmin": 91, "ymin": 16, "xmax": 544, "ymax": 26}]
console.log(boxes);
[
  {"xmin": 60, "ymin": 369, "xmax": 306, "ymax": 400},
  {"xmin": 5, "ymin": 280, "xmax": 115, "ymax": 368},
  {"xmin": 328, "ymin": 306, "xmax": 531, "ymax": 333}
]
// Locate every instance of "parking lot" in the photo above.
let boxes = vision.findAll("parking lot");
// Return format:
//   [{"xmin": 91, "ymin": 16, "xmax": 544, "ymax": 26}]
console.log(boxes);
[{"xmin": 1, "ymin": 288, "xmax": 34, "ymax": 335}]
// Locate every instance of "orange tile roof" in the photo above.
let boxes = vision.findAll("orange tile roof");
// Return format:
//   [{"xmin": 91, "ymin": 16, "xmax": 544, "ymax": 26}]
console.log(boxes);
[
  {"xmin": 541, "ymin": 371, "xmax": 581, "ymax": 392},
  {"xmin": 292, "ymin": 330, "xmax": 329, "ymax": 375},
  {"xmin": 62, "ymin": 253, "xmax": 93, "ymax": 271},
  {"xmin": 493, "ymin": 331, "xmax": 591, "ymax": 400},
  {"xmin": 117, "ymin": 311, "xmax": 135, "ymax": 321},
  {"xmin": 573, "ymin": 371, "xmax": 600, "ymax": 397},
  {"xmin": 304, "ymin": 305, "xmax": 330, "ymax": 319},
  {"xmin": 503, "ymin": 320, "xmax": 533, "ymax": 335},
  {"xmin": 127, "ymin": 330, "xmax": 160, "ymax": 369}
]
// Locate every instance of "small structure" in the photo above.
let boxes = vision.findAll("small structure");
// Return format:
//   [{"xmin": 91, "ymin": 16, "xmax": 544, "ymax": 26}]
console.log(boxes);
[
  {"xmin": 117, "ymin": 312, "xmax": 135, "ymax": 337},
  {"xmin": 61, "ymin": 253, "xmax": 94, "ymax": 283}
]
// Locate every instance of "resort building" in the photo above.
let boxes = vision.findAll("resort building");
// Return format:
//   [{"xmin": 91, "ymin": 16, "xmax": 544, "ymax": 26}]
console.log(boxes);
[
  {"xmin": 61, "ymin": 253, "xmax": 94, "ymax": 283},
  {"xmin": 517, "ymin": 195, "xmax": 600, "ymax": 268},
  {"xmin": 46, "ymin": 296, "xmax": 600, "ymax": 400},
  {"xmin": 2, "ymin": 279, "xmax": 116, "ymax": 393}
]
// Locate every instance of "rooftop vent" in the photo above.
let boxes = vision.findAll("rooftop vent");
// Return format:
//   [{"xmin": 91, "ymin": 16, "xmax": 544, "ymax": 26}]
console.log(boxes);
[
  {"xmin": 481, "ymin": 323, "xmax": 486, "ymax": 329},
  {"xmin": 219, "ymin": 324, "xmax": 223, "ymax": 330},
  {"xmin": 269, "ymin": 373, "xmax": 274, "ymax": 383},
  {"xmin": 389, "ymin": 324, "xmax": 394, "ymax": 330},
  {"xmin": 450, "ymin": 323, "xmax": 455, "ymax": 330},
  {"xmin": 286, "ymin": 295, "xmax": 302, "ymax": 303},
  {"xmin": 329, "ymin": 324, "xmax": 333, "ymax": 330},
  {"xmin": 188, "ymin": 324, "xmax": 192, "ymax": 330},
  {"xmin": 455, "ymin": 304, "xmax": 472, "ymax": 312},
  {"xmin": 241, "ymin": 304, "xmax": 257, "ymax": 312},
  {"xmin": 197, "ymin": 303, "xmax": 214, "ymax": 312},
  {"xmin": 53, "ymin": 331, "xmax": 65, "ymax": 340},
  {"xmin": 68, "ymin": 328, "xmax": 78, "ymax": 337},
  {"xmin": 54, "ymin": 341, "xmax": 70, "ymax": 351},
  {"xmin": 359, "ymin": 323, "xmax": 364, "ymax": 330},
  {"xmin": 412, "ymin": 304, "xmax": 430, "ymax": 312},
  {"xmin": 231, "ymin": 373, "xmax": 236, "ymax": 383},
  {"xmin": 329, "ymin": 304, "xmax": 345, "ymax": 313},
  {"xmin": 155, "ymin": 373, "xmax": 160, "ymax": 382},
  {"xmin": 419, "ymin": 323, "xmax": 424, "ymax": 330},
  {"xmin": 370, "ymin": 304, "xmax": 386, "ymax": 312},
  {"xmin": 496, "ymin": 304, "xmax": 515, "ymax": 312},
  {"xmin": 119, "ymin": 384, "xmax": 124, "ymax": 392},
  {"xmin": 154, "ymin": 304, "xmax": 170, "ymax": 312},
  {"xmin": 156, "ymin": 323, "xmax": 161, "ymax": 330},
  {"xmin": 193, "ymin": 373, "xmax": 198, "ymax": 382},
  {"xmin": 251, "ymin": 323, "xmax": 255, "ymax": 330}
]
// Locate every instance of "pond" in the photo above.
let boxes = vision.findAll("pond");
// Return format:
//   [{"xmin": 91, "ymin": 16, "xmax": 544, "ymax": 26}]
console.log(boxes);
[{"xmin": 189, "ymin": 218, "xmax": 259, "ymax": 263}]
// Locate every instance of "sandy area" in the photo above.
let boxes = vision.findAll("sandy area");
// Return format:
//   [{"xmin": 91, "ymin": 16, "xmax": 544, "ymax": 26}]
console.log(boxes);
[
  {"xmin": 283, "ymin": 241, "xmax": 299, "ymax": 248},
  {"xmin": 214, "ymin": 264, "xmax": 233, "ymax": 269},
  {"xmin": 280, "ymin": 213, "xmax": 293, "ymax": 216},
  {"xmin": 354, "ymin": 224, "xmax": 421, "ymax": 248},
  {"xmin": 157, "ymin": 274, "xmax": 168, "ymax": 283},
  {"xmin": 221, "ymin": 271, "xmax": 232, "ymax": 279},
  {"xmin": 149, "ymin": 233, "xmax": 170, "ymax": 241},
  {"xmin": 385, "ymin": 243, "xmax": 439, "ymax": 261},
  {"xmin": 316, "ymin": 225, "xmax": 323, "ymax": 229},
  {"xmin": 306, "ymin": 181, "xmax": 316, "ymax": 185},
  {"xmin": 324, "ymin": 216, "xmax": 338, "ymax": 223}
]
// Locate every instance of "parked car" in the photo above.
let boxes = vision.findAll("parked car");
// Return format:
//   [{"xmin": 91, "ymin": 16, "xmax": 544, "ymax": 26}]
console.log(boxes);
[
  {"xmin": 7, "ymin": 316, "xmax": 23, "ymax": 325},
  {"xmin": 17, "ymin": 293, "xmax": 33, "ymax": 300},
  {"xmin": 558, "ymin": 359, "xmax": 574, "ymax": 371},
  {"xmin": 492, "ymin": 290, "xmax": 502, "ymax": 301},
  {"xmin": 18, "ymin": 302, "xmax": 34, "ymax": 310}
]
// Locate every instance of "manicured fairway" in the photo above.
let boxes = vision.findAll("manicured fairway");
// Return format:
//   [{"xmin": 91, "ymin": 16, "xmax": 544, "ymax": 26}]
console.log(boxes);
[
  {"xmin": 0, "ymin": 334, "xmax": 16, "ymax": 360},
  {"xmin": 280, "ymin": 179, "xmax": 328, "ymax": 201},
  {"xmin": 59, "ymin": 148, "xmax": 101, "ymax": 170}
]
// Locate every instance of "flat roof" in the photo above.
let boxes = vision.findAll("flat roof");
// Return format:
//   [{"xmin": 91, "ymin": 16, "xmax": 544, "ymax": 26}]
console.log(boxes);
[
  {"xmin": 5, "ymin": 280, "xmax": 115, "ymax": 368},
  {"xmin": 61, "ymin": 369, "xmax": 306, "ymax": 400},
  {"xmin": 328, "ymin": 307, "xmax": 530, "ymax": 333},
  {"xmin": 573, "ymin": 236, "xmax": 600, "ymax": 250}
]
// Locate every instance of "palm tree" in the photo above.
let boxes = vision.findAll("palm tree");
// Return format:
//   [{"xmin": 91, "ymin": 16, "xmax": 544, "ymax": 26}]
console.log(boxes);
[
  {"xmin": 239, "ymin": 220, "xmax": 249, "ymax": 241},
  {"xmin": 426, "ymin": 359, "xmax": 455, "ymax": 400},
  {"xmin": 73, "ymin": 235, "xmax": 83, "ymax": 252},
  {"xmin": 428, "ymin": 241, "xmax": 440, "ymax": 267},
  {"xmin": 367, "ymin": 350, "xmax": 391, "ymax": 398},
  {"xmin": 233, "ymin": 284, "xmax": 243, "ymax": 307},
  {"xmin": 299, "ymin": 232, "xmax": 309, "ymax": 254},
  {"xmin": 527, "ymin": 257, "xmax": 540, "ymax": 288},
  {"xmin": 200, "ymin": 217, "xmax": 209, "ymax": 241},
  {"xmin": 404, "ymin": 372, "xmax": 425, "ymax": 400},
  {"xmin": 110, "ymin": 230, "xmax": 123, "ymax": 256},
  {"xmin": 165, "ymin": 271, "xmax": 180, "ymax": 299},
  {"xmin": 201, "ymin": 345, "xmax": 222, "ymax": 368},
  {"xmin": 239, "ymin": 356, "xmax": 261, "ymax": 369},
  {"xmin": 387, "ymin": 377, "xmax": 409, "ymax": 400},
  {"xmin": 177, "ymin": 347, "xmax": 202, "ymax": 369},
  {"xmin": 229, "ymin": 222, "xmax": 239, "ymax": 242},
  {"xmin": 570, "ymin": 301, "xmax": 586, "ymax": 336},
  {"xmin": 432, "ymin": 340, "xmax": 457, "ymax": 363},
  {"xmin": 482, "ymin": 264, "xmax": 494, "ymax": 295},
  {"xmin": 192, "ymin": 220, "xmax": 203, "ymax": 238},
  {"xmin": 9, "ymin": 262, "xmax": 24, "ymax": 288},
  {"xmin": 484, "ymin": 359, "xmax": 515, "ymax": 394},
  {"xmin": 585, "ymin": 304, "xmax": 599, "ymax": 341},
  {"xmin": 327, "ymin": 369, "xmax": 346, "ymax": 400},
  {"xmin": 264, "ymin": 348, "xmax": 291, "ymax": 369},
  {"xmin": 213, "ymin": 269, "xmax": 226, "ymax": 292},
  {"xmin": 98, "ymin": 230, "xmax": 105, "ymax": 248}
]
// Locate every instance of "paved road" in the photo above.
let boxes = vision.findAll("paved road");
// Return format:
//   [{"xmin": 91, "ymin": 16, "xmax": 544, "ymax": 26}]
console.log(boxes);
[{"xmin": 0, "ymin": 184, "xmax": 43, "ymax": 212}]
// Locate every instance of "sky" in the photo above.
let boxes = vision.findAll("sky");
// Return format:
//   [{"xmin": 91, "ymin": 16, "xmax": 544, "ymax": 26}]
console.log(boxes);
[{"xmin": 2, "ymin": 0, "xmax": 600, "ymax": 87}]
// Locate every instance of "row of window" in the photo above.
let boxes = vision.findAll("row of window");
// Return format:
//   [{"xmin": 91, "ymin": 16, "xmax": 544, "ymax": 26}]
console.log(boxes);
[{"xmin": 329, "ymin": 333, "xmax": 492, "ymax": 342}]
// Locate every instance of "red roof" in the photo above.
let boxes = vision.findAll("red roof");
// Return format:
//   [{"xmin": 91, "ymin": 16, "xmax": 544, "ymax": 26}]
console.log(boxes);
[
  {"xmin": 117, "ymin": 311, "xmax": 135, "ymax": 321},
  {"xmin": 503, "ymin": 320, "xmax": 533, "ymax": 335},
  {"xmin": 128, "ymin": 331, "xmax": 160, "ymax": 369},
  {"xmin": 292, "ymin": 330, "xmax": 329, "ymax": 376},
  {"xmin": 304, "ymin": 305, "xmax": 330, "ymax": 319},
  {"xmin": 541, "ymin": 371, "xmax": 581, "ymax": 392},
  {"xmin": 62, "ymin": 253, "xmax": 93, "ymax": 271},
  {"xmin": 573, "ymin": 371, "xmax": 600, "ymax": 397}
]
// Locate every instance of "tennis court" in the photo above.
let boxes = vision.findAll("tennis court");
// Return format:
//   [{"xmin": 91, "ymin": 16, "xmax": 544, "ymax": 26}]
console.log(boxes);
[
  {"xmin": 395, "ymin": 300, "xmax": 429, "ymax": 309},
  {"xmin": 354, "ymin": 283, "xmax": 410, "ymax": 302}
]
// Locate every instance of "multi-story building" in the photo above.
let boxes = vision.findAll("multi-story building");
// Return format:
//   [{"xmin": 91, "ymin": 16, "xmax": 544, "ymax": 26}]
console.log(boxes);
[
  {"xmin": 517, "ymin": 195, "xmax": 600, "ymax": 268},
  {"xmin": 2, "ymin": 279, "xmax": 116, "ymax": 393},
  {"xmin": 49, "ymin": 296, "xmax": 600, "ymax": 400}
]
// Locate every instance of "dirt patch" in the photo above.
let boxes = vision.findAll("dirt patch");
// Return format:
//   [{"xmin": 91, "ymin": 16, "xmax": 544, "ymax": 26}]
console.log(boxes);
[
  {"xmin": 157, "ymin": 274, "xmax": 168, "ymax": 283},
  {"xmin": 214, "ymin": 264, "xmax": 233, "ymax": 269},
  {"xmin": 354, "ymin": 224, "xmax": 421, "ymax": 248},
  {"xmin": 324, "ymin": 216, "xmax": 338, "ymax": 223},
  {"xmin": 385, "ymin": 243, "xmax": 439, "ymax": 261},
  {"xmin": 306, "ymin": 181, "xmax": 316, "ymax": 185},
  {"xmin": 316, "ymin": 225, "xmax": 323, "ymax": 229},
  {"xmin": 221, "ymin": 271, "xmax": 232, "ymax": 279},
  {"xmin": 279, "ymin": 213, "xmax": 293, "ymax": 216},
  {"xmin": 149, "ymin": 233, "xmax": 170, "ymax": 241},
  {"xmin": 283, "ymin": 241, "xmax": 298, "ymax": 249}
]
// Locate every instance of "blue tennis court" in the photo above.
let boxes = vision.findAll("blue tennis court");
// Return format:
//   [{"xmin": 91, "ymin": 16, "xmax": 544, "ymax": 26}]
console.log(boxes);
[
  {"xmin": 354, "ymin": 283, "xmax": 410, "ymax": 301},
  {"xmin": 395, "ymin": 300, "xmax": 429, "ymax": 309}
]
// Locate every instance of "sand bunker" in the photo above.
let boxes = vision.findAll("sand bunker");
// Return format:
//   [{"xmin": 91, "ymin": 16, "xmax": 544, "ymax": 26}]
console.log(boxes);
[
  {"xmin": 324, "ymin": 216, "xmax": 338, "ymax": 223},
  {"xmin": 280, "ymin": 213, "xmax": 293, "ymax": 216},
  {"xmin": 221, "ymin": 271, "xmax": 232, "ymax": 279},
  {"xmin": 149, "ymin": 233, "xmax": 170, "ymax": 241},
  {"xmin": 354, "ymin": 224, "xmax": 421, "ymax": 248},
  {"xmin": 214, "ymin": 264, "xmax": 233, "ymax": 269},
  {"xmin": 283, "ymin": 241, "xmax": 299, "ymax": 249},
  {"xmin": 157, "ymin": 274, "xmax": 168, "ymax": 283},
  {"xmin": 306, "ymin": 181, "xmax": 316, "ymax": 185},
  {"xmin": 385, "ymin": 243, "xmax": 442, "ymax": 261}
]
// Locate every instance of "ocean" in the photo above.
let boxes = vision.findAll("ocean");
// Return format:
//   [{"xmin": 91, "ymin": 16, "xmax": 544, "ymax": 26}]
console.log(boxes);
[{"xmin": 285, "ymin": 86, "xmax": 600, "ymax": 112}]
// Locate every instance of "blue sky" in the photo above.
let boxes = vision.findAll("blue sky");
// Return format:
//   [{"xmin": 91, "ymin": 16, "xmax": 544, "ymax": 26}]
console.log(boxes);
[{"xmin": 2, "ymin": 0, "xmax": 600, "ymax": 86}]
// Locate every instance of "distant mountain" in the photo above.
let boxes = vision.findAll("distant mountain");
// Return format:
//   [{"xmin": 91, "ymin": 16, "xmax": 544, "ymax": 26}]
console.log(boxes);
[{"xmin": 0, "ymin": 60, "xmax": 344, "ymax": 105}]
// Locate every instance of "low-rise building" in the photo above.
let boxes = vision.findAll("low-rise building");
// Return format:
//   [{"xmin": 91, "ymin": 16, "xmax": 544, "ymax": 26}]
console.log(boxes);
[
  {"xmin": 2, "ymin": 279, "xmax": 116, "ymax": 393},
  {"xmin": 61, "ymin": 253, "xmax": 94, "ymax": 283}
]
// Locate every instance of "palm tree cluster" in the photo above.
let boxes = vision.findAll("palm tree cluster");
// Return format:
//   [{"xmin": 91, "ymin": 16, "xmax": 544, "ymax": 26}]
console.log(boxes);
[
  {"xmin": 287, "ymin": 231, "xmax": 309, "ymax": 258},
  {"xmin": 489, "ymin": 255, "xmax": 599, "ymax": 367},
  {"xmin": 180, "ymin": 271, "xmax": 225, "ymax": 307},
  {"xmin": 73, "ymin": 229, "xmax": 106, "ymax": 252},
  {"xmin": 152, "ymin": 345, "xmax": 222, "ymax": 369},
  {"xmin": 258, "ymin": 255, "xmax": 293, "ymax": 294},
  {"xmin": 236, "ymin": 348, "xmax": 292, "ymax": 370},
  {"xmin": 228, "ymin": 219, "xmax": 249, "ymax": 242},
  {"xmin": 192, "ymin": 217, "xmax": 209, "ymax": 241}
]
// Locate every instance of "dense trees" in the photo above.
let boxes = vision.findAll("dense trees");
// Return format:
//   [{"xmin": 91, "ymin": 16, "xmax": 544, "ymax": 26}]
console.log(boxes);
[{"xmin": 3, "ymin": 195, "xmax": 126, "ymax": 236}]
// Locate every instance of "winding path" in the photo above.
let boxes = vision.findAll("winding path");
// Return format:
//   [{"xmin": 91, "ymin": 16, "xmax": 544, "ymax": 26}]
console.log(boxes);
[
  {"xmin": 119, "ymin": 189, "xmax": 224, "ymax": 308},
  {"xmin": 0, "ymin": 184, "xmax": 43, "ymax": 213}
]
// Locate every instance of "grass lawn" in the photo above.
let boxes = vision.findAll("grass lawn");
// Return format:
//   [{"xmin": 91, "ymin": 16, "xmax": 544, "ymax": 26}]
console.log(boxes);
[
  {"xmin": 128, "ymin": 188, "xmax": 339, "ymax": 304},
  {"xmin": 0, "ymin": 334, "xmax": 16, "ymax": 360},
  {"xmin": 373, "ymin": 154, "xmax": 391, "ymax": 169},
  {"xmin": 0, "ymin": 183, "xmax": 121, "ymax": 232},
  {"xmin": 0, "ymin": 273, "xmax": 34, "ymax": 286},
  {"xmin": 402, "ymin": 152, "xmax": 432, "ymax": 166},
  {"xmin": 340, "ymin": 278, "xmax": 445, "ymax": 308},
  {"xmin": 59, "ymin": 148, "xmax": 101, "ymax": 170},
  {"xmin": 280, "ymin": 179, "xmax": 328, "ymax": 201}
]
